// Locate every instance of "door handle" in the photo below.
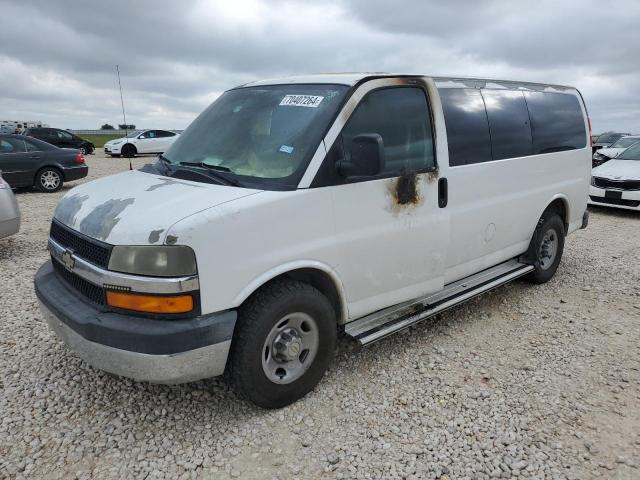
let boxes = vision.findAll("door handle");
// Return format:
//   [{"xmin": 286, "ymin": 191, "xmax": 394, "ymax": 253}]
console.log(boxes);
[{"xmin": 438, "ymin": 177, "xmax": 448, "ymax": 208}]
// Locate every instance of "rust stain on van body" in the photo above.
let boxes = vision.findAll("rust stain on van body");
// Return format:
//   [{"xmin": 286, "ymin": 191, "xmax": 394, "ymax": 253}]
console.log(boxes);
[{"xmin": 386, "ymin": 173, "xmax": 423, "ymax": 213}]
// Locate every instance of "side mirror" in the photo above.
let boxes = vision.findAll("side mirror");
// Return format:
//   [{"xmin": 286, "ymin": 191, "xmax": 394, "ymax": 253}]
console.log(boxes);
[{"xmin": 337, "ymin": 133, "xmax": 385, "ymax": 179}]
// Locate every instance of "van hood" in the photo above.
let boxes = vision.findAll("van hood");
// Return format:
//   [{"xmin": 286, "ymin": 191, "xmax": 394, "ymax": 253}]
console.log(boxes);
[
  {"xmin": 592, "ymin": 160, "xmax": 640, "ymax": 181},
  {"xmin": 53, "ymin": 169, "xmax": 261, "ymax": 245}
]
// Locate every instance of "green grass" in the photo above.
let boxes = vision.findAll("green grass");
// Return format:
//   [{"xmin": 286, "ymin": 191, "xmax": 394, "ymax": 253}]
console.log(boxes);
[{"xmin": 80, "ymin": 133, "xmax": 127, "ymax": 148}]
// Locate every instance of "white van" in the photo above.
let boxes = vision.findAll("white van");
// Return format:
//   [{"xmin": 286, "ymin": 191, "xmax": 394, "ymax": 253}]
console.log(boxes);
[{"xmin": 35, "ymin": 74, "xmax": 591, "ymax": 408}]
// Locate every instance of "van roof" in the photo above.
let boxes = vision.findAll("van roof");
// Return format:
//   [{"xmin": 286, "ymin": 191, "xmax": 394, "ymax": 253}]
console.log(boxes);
[{"xmin": 240, "ymin": 73, "xmax": 576, "ymax": 91}]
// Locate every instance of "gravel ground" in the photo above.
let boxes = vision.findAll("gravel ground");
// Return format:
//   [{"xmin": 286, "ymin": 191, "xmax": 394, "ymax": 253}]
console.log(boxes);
[{"xmin": 1, "ymin": 152, "xmax": 639, "ymax": 479}]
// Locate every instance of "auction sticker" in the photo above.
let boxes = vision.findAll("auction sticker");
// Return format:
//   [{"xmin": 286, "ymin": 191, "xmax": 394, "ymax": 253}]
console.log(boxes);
[{"xmin": 279, "ymin": 95, "xmax": 324, "ymax": 108}]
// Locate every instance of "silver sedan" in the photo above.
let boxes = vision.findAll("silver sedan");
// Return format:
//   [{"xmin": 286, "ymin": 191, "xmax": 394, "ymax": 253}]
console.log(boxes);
[{"xmin": 0, "ymin": 172, "xmax": 20, "ymax": 239}]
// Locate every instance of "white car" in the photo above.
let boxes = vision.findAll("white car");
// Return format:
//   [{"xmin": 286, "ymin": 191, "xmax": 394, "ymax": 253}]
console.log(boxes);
[
  {"xmin": 592, "ymin": 135, "xmax": 640, "ymax": 166},
  {"xmin": 104, "ymin": 129, "xmax": 179, "ymax": 157},
  {"xmin": 37, "ymin": 73, "xmax": 591, "ymax": 408},
  {"xmin": 590, "ymin": 141, "xmax": 640, "ymax": 211}
]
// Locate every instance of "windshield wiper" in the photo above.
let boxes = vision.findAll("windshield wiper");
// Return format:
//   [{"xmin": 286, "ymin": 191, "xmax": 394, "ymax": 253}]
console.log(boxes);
[
  {"xmin": 176, "ymin": 161, "xmax": 241, "ymax": 186},
  {"xmin": 156, "ymin": 154, "xmax": 174, "ymax": 174}
]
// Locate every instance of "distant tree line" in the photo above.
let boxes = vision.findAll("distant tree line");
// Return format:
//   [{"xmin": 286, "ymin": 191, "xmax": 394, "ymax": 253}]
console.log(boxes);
[{"xmin": 100, "ymin": 123, "xmax": 136, "ymax": 130}]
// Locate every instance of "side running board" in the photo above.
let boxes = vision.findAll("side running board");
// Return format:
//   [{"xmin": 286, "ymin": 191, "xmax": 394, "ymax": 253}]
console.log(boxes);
[{"xmin": 344, "ymin": 259, "xmax": 534, "ymax": 346}]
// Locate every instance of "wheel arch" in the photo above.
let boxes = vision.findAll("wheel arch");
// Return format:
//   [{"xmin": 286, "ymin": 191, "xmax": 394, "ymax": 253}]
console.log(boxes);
[
  {"xmin": 539, "ymin": 194, "xmax": 570, "ymax": 233},
  {"xmin": 233, "ymin": 261, "xmax": 348, "ymax": 324}
]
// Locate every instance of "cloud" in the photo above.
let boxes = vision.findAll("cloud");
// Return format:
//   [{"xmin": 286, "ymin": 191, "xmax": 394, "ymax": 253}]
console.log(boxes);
[{"xmin": 0, "ymin": 0, "xmax": 638, "ymax": 133}]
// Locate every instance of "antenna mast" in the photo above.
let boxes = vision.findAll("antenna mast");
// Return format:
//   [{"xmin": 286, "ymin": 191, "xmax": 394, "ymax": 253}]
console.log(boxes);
[{"xmin": 116, "ymin": 65, "xmax": 132, "ymax": 170}]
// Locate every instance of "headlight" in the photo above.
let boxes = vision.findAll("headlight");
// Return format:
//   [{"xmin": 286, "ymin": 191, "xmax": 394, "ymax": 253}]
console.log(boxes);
[
  {"xmin": 593, "ymin": 152, "xmax": 602, "ymax": 159},
  {"xmin": 111, "ymin": 140, "xmax": 124, "ymax": 145},
  {"xmin": 108, "ymin": 246, "xmax": 197, "ymax": 277}
]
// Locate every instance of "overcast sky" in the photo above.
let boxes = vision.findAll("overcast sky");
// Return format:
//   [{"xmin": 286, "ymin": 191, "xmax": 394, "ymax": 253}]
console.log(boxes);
[{"xmin": 1, "ymin": 0, "xmax": 638, "ymax": 133}]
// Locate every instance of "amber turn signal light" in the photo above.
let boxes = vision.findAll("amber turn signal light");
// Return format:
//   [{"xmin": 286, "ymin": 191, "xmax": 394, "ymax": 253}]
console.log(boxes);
[{"xmin": 106, "ymin": 291, "xmax": 193, "ymax": 314}]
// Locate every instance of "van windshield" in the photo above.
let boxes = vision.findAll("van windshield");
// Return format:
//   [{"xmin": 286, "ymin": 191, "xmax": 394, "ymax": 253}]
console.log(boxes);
[{"xmin": 161, "ymin": 84, "xmax": 349, "ymax": 189}]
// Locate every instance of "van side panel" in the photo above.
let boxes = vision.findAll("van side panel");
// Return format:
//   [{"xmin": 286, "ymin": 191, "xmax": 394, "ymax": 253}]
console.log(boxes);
[
  {"xmin": 435, "ymin": 85, "xmax": 590, "ymax": 284},
  {"xmin": 442, "ymin": 150, "xmax": 587, "ymax": 283}
]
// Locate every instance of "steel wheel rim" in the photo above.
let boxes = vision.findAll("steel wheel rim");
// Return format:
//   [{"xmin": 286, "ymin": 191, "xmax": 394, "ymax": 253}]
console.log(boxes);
[
  {"xmin": 80, "ymin": 147, "xmax": 86, "ymax": 154},
  {"xmin": 538, "ymin": 228, "xmax": 558, "ymax": 270},
  {"xmin": 41, "ymin": 171, "xmax": 60, "ymax": 190},
  {"xmin": 261, "ymin": 312, "xmax": 319, "ymax": 385}
]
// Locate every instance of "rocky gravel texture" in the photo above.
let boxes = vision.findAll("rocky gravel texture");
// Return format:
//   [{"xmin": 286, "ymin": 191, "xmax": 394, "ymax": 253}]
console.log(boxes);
[{"xmin": 1, "ymin": 153, "xmax": 639, "ymax": 479}]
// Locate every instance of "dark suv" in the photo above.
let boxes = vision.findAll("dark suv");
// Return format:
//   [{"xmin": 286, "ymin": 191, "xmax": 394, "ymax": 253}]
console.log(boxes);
[{"xmin": 24, "ymin": 128, "xmax": 94, "ymax": 154}]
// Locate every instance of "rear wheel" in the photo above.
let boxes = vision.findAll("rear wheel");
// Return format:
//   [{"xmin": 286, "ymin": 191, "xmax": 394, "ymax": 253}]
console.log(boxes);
[
  {"xmin": 228, "ymin": 279, "xmax": 337, "ymax": 408},
  {"xmin": 35, "ymin": 167, "xmax": 63, "ymax": 193},
  {"xmin": 525, "ymin": 212, "xmax": 565, "ymax": 284},
  {"xmin": 121, "ymin": 144, "xmax": 136, "ymax": 158}
]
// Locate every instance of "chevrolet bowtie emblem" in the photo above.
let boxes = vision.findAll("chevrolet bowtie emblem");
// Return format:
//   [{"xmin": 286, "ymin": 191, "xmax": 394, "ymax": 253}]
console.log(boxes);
[{"xmin": 61, "ymin": 249, "xmax": 75, "ymax": 271}]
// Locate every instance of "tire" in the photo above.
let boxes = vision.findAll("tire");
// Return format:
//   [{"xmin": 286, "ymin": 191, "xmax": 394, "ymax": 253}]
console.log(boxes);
[
  {"xmin": 109, "ymin": 154, "xmax": 121, "ymax": 158},
  {"xmin": 525, "ymin": 212, "xmax": 565, "ymax": 284},
  {"xmin": 228, "ymin": 279, "xmax": 337, "ymax": 408},
  {"xmin": 35, "ymin": 167, "xmax": 63, "ymax": 193},
  {"xmin": 121, "ymin": 144, "xmax": 136, "ymax": 158}
]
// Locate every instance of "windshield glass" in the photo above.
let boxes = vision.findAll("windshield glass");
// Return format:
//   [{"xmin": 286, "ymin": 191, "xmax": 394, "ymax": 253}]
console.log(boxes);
[
  {"xmin": 617, "ymin": 143, "xmax": 640, "ymax": 160},
  {"xmin": 162, "ymin": 84, "xmax": 349, "ymax": 189},
  {"xmin": 126, "ymin": 131, "xmax": 141, "ymax": 138},
  {"xmin": 610, "ymin": 137, "xmax": 639, "ymax": 148},
  {"xmin": 596, "ymin": 133, "xmax": 621, "ymax": 144}
]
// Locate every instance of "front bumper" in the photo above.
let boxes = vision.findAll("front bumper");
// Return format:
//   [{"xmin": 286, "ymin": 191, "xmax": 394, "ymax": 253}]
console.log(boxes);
[
  {"xmin": 0, "ymin": 216, "xmax": 20, "ymax": 239},
  {"xmin": 104, "ymin": 144, "xmax": 122, "ymax": 154},
  {"xmin": 0, "ymin": 188, "xmax": 20, "ymax": 239},
  {"xmin": 588, "ymin": 185, "xmax": 640, "ymax": 211},
  {"xmin": 35, "ymin": 261, "xmax": 237, "ymax": 384}
]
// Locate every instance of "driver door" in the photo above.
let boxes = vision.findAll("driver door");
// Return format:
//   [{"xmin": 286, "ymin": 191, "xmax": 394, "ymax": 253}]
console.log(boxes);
[{"xmin": 316, "ymin": 80, "xmax": 449, "ymax": 319}]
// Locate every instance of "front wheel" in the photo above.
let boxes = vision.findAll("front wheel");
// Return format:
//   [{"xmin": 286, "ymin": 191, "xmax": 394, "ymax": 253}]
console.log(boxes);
[
  {"xmin": 228, "ymin": 280, "xmax": 337, "ymax": 408},
  {"xmin": 525, "ymin": 213, "xmax": 565, "ymax": 284},
  {"xmin": 121, "ymin": 144, "xmax": 136, "ymax": 158},
  {"xmin": 35, "ymin": 167, "xmax": 63, "ymax": 193}
]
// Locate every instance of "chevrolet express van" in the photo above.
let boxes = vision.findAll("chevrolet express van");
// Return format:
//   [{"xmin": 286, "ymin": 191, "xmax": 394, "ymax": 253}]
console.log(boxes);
[{"xmin": 35, "ymin": 74, "xmax": 591, "ymax": 408}]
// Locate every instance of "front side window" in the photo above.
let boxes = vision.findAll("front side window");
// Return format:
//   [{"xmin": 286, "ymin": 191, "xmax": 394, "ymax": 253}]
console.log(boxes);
[
  {"xmin": 339, "ymin": 87, "xmax": 435, "ymax": 175},
  {"xmin": 0, "ymin": 138, "xmax": 26, "ymax": 153},
  {"xmin": 57, "ymin": 130, "xmax": 73, "ymax": 141},
  {"xmin": 524, "ymin": 92, "xmax": 586, "ymax": 154},
  {"xmin": 162, "ymin": 84, "xmax": 349, "ymax": 189}
]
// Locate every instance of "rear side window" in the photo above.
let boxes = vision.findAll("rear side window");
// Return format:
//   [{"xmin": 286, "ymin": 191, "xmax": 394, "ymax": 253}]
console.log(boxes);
[
  {"xmin": 481, "ymin": 90, "xmax": 533, "ymax": 160},
  {"xmin": 523, "ymin": 92, "xmax": 586, "ymax": 154},
  {"xmin": 439, "ymin": 88, "xmax": 492, "ymax": 166},
  {"xmin": 24, "ymin": 139, "xmax": 43, "ymax": 152},
  {"xmin": 341, "ymin": 87, "xmax": 435, "ymax": 174}
]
